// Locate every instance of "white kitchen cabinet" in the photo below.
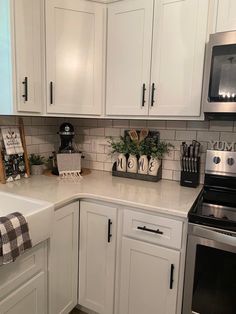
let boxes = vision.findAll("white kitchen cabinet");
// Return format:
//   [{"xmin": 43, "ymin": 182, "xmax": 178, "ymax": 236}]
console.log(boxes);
[
  {"xmin": 106, "ymin": 0, "xmax": 213, "ymax": 118},
  {"xmin": 13, "ymin": 0, "xmax": 44, "ymax": 113},
  {"xmin": 49, "ymin": 202, "xmax": 79, "ymax": 314},
  {"xmin": 106, "ymin": 0, "xmax": 154, "ymax": 116},
  {"xmin": 150, "ymin": 0, "xmax": 210, "ymax": 117},
  {"xmin": 216, "ymin": 0, "xmax": 236, "ymax": 32},
  {"xmin": 46, "ymin": 0, "xmax": 105, "ymax": 116},
  {"xmin": 79, "ymin": 201, "xmax": 117, "ymax": 314},
  {"xmin": 119, "ymin": 238, "xmax": 180, "ymax": 314},
  {"xmin": 0, "ymin": 0, "xmax": 44, "ymax": 115},
  {"xmin": 0, "ymin": 272, "xmax": 46, "ymax": 314}
]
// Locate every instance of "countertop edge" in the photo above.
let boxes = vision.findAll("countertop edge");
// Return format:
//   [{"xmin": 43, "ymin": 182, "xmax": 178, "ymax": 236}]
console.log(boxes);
[{"xmin": 52, "ymin": 192, "xmax": 189, "ymax": 219}]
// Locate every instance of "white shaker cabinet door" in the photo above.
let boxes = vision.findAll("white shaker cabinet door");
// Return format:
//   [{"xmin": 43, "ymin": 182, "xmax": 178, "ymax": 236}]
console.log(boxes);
[
  {"xmin": 79, "ymin": 201, "xmax": 117, "ymax": 314},
  {"xmin": 216, "ymin": 0, "xmax": 236, "ymax": 32},
  {"xmin": 119, "ymin": 238, "xmax": 180, "ymax": 314},
  {"xmin": 150, "ymin": 0, "xmax": 210, "ymax": 117},
  {"xmin": 0, "ymin": 272, "xmax": 46, "ymax": 314},
  {"xmin": 46, "ymin": 0, "xmax": 105, "ymax": 115},
  {"xmin": 106, "ymin": 0, "xmax": 154, "ymax": 116},
  {"xmin": 49, "ymin": 202, "xmax": 79, "ymax": 314},
  {"xmin": 13, "ymin": 0, "xmax": 44, "ymax": 113}
]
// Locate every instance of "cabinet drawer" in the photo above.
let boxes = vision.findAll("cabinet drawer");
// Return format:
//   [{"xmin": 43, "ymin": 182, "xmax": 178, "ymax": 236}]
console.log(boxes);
[
  {"xmin": 123, "ymin": 210, "xmax": 183, "ymax": 249},
  {"xmin": 0, "ymin": 241, "xmax": 47, "ymax": 300}
]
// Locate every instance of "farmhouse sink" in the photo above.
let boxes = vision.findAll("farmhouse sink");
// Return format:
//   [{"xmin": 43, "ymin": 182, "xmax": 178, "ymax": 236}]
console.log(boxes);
[{"xmin": 0, "ymin": 191, "xmax": 54, "ymax": 247}]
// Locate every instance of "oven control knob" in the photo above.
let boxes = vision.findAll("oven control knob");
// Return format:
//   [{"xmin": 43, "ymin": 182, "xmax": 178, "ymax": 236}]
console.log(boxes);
[
  {"xmin": 213, "ymin": 156, "xmax": 221, "ymax": 164},
  {"xmin": 227, "ymin": 157, "xmax": 234, "ymax": 166}
]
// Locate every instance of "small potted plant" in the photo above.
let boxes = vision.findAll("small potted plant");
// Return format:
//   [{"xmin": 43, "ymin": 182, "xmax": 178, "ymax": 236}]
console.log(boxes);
[
  {"xmin": 108, "ymin": 136, "xmax": 128, "ymax": 172},
  {"xmin": 29, "ymin": 154, "xmax": 46, "ymax": 175}
]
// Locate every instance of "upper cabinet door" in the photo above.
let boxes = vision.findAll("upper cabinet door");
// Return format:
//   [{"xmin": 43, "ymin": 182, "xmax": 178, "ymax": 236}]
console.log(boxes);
[
  {"xmin": 13, "ymin": 0, "xmax": 43, "ymax": 113},
  {"xmin": 216, "ymin": 0, "xmax": 236, "ymax": 32},
  {"xmin": 106, "ymin": 0, "xmax": 154, "ymax": 116},
  {"xmin": 150, "ymin": 0, "xmax": 210, "ymax": 117},
  {"xmin": 46, "ymin": 0, "xmax": 105, "ymax": 115}
]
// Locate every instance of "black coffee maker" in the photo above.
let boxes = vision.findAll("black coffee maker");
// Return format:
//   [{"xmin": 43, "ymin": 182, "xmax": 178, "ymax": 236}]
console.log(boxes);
[
  {"xmin": 52, "ymin": 122, "xmax": 76, "ymax": 175},
  {"xmin": 58, "ymin": 122, "xmax": 75, "ymax": 153}
]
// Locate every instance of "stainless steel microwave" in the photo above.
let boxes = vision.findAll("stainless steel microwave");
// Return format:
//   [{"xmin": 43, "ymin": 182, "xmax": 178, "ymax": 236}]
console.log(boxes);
[{"xmin": 202, "ymin": 31, "xmax": 236, "ymax": 119}]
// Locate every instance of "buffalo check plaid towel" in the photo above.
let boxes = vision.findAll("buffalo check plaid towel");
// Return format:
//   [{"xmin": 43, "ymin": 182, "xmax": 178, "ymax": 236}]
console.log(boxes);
[{"xmin": 0, "ymin": 212, "xmax": 32, "ymax": 264}]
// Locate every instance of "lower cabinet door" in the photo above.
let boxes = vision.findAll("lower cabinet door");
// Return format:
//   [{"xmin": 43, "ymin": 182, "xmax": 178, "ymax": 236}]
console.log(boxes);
[
  {"xmin": 49, "ymin": 202, "xmax": 79, "ymax": 314},
  {"xmin": 0, "ymin": 272, "xmax": 46, "ymax": 314},
  {"xmin": 79, "ymin": 201, "xmax": 117, "ymax": 314},
  {"xmin": 119, "ymin": 238, "xmax": 180, "ymax": 314}
]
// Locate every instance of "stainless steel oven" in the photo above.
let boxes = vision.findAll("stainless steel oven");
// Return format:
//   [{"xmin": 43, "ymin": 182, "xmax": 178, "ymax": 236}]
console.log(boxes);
[
  {"xmin": 182, "ymin": 150, "xmax": 236, "ymax": 314},
  {"xmin": 202, "ymin": 31, "xmax": 236, "ymax": 119},
  {"xmin": 183, "ymin": 223, "xmax": 236, "ymax": 314}
]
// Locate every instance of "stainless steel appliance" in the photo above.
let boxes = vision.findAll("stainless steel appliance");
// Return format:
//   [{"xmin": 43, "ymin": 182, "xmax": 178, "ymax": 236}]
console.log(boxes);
[
  {"xmin": 182, "ymin": 150, "xmax": 236, "ymax": 314},
  {"xmin": 202, "ymin": 31, "xmax": 236, "ymax": 119}
]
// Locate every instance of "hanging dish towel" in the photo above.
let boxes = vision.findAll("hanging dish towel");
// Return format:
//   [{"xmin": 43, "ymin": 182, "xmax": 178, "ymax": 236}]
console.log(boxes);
[{"xmin": 0, "ymin": 212, "xmax": 32, "ymax": 264}]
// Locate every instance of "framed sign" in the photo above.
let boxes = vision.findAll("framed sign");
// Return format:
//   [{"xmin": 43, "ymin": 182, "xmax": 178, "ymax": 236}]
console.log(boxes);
[{"xmin": 0, "ymin": 118, "xmax": 30, "ymax": 183}]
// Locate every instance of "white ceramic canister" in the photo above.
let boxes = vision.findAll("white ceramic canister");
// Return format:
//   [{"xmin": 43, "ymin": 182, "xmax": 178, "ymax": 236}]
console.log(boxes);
[
  {"xmin": 138, "ymin": 155, "xmax": 148, "ymax": 174},
  {"xmin": 116, "ymin": 153, "xmax": 127, "ymax": 172},
  {"xmin": 148, "ymin": 157, "xmax": 161, "ymax": 176},
  {"xmin": 127, "ymin": 155, "xmax": 138, "ymax": 173}
]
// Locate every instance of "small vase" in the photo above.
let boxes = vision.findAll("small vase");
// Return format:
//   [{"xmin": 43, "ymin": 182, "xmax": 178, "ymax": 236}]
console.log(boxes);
[
  {"xmin": 148, "ymin": 157, "xmax": 161, "ymax": 176},
  {"xmin": 116, "ymin": 153, "xmax": 127, "ymax": 172},
  {"xmin": 138, "ymin": 155, "xmax": 148, "ymax": 174},
  {"xmin": 127, "ymin": 155, "xmax": 138, "ymax": 173},
  {"xmin": 31, "ymin": 164, "xmax": 44, "ymax": 175}
]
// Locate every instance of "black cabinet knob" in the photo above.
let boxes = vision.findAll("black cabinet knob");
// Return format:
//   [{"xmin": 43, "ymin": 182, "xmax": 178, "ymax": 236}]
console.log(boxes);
[
  {"xmin": 213, "ymin": 156, "xmax": 221, "ymax": 164},
  {"xmin": 227, "ymin": 157, "xmax": 234, "ymax": 166}
]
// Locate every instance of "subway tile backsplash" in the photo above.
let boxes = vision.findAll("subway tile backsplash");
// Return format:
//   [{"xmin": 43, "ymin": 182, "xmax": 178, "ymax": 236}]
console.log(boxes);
[{"xmin": 1, "ymin": 116, "xmax": 236, "ymax": 183}]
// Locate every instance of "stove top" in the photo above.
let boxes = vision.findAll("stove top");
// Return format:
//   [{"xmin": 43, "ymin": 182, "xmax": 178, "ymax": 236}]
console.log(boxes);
[{"xmin": 189, "ymin": 150, "xmax": 236, "ymax": 232}]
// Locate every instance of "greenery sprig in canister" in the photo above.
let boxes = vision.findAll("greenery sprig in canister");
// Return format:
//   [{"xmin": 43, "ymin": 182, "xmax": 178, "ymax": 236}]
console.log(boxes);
[{"xmin": 107, "ymin": 136, "xmax": 128, "ymax": 172}]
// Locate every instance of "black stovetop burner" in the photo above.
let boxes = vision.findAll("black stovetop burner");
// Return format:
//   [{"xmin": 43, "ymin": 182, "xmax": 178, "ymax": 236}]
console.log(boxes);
[{"xmin": 188, "ymin": 150, "xmax": 236, "ymax": 232}]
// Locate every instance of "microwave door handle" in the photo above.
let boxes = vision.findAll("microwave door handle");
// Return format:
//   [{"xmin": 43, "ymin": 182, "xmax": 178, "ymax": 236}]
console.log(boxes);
[{"xmin": 193, "ymin": 225, "xmax": 236, "ymax": 247}]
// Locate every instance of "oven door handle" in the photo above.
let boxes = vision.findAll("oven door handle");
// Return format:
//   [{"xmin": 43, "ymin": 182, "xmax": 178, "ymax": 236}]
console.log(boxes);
[{"xmin": 192, "ymin": 225, "xmax": 236, "ymax": 247}]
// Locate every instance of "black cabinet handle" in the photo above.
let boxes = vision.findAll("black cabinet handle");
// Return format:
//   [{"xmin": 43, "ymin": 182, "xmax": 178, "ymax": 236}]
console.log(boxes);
[
  {"xmin": 50, "ymin": 82, "xmax": 53, "ymax": 105},
  {"xmin": 142, "ymin": 83, "xmax": 146, "ymax": 107},
  {"xmin": 151, "ymin": 83, "xmax": 155, "ymax": 107},
  {"xmin": 22, "ymin": 77, "xmax": 28, "ymax": 101},
  {"xmin": 108, "ymin": 219, "xmax": 112, "ymax": 243},
  {"xmin": 169, "ymin": 264, "xmax": 174, "ymax": 289},
  {"xmin": 137, "ymin": 226, "xmax": 163, "ymax": 235}
]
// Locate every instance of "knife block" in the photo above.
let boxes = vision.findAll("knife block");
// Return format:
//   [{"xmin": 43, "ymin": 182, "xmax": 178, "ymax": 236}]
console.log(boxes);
[{"xmin": 180, "ymin": 157, "xmax": 200, "ymax": 188}]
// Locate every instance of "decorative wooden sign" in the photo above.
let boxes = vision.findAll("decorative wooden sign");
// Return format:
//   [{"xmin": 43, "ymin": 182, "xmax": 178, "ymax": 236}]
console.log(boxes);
[
  {"xmin": 209, "ymin": 140, "xmax": 236, "ymax": 151},
  {"xmin": 0, "ymin": 118, "xmax": 30, "ymax": 184}
]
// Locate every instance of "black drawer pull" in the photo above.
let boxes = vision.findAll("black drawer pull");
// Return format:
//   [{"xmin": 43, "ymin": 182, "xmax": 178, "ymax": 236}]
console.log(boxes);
[
  {"xmin": 142, "ymin": 83, "xmax": 146, "ymax": 107},
  {"xmin": 169, "ymin": 264, "xmax": 174, "ymax": 289},
  {"xmin": 22, "ymin": 77, "xmax": 28, "ymax": 101},
  {"xmin": 108, "ymin": 219, "xmax": 112, "ymax": 243},
  {"xmin": 137, "ymin": 226, "xmax": 163, "ymax": 235}
]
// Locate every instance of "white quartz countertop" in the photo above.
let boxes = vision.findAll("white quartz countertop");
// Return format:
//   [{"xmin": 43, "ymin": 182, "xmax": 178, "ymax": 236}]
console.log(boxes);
[{"xmin": 0, "ymin": 170, "xmax": 202, "ymax": 218}]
